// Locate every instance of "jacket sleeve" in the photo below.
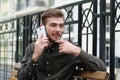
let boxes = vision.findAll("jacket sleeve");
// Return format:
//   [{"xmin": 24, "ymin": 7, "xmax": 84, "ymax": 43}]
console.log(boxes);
[
  {"xmin": 77, "ymin": 49, "xmax": 106, "ymax": 71},
  {"xmin": 17, "ymin": 43, "xmax": 37, "ymax": 80}
]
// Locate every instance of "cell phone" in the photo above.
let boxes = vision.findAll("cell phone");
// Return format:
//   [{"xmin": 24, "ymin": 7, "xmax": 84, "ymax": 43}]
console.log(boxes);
[
  {"xmin": 37, "ymin": 25, "xmax": 47, "ymax": 38},
  {"xmin": 37, "ymin": 25, "xmax": 48, "ymax": 46}
]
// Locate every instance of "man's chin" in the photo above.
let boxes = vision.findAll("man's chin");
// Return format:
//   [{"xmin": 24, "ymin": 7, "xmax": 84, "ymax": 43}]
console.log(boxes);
[
  {"xmin": 49, "ymin": 38, "xmax": 60, "ymax": 43},
  {"xmin": 49, "ymin": 38, "xmax": 56, "ymax": 43}
]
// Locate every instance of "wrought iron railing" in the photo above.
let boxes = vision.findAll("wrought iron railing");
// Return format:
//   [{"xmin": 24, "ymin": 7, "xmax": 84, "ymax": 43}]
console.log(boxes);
[{"xmin": 0, "ymin": 0, "xmax": 120, "ymax": 80}]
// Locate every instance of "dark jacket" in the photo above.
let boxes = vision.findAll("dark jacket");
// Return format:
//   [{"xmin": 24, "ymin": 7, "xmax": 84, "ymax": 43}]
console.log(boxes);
[{"xmin": 17, "ymin": 43, "xmax": 106, "ymax": 80}]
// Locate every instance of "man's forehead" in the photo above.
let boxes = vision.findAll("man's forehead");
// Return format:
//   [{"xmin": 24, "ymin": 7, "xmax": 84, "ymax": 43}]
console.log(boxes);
[
  {"xmin": 47, "ymin": 21, "xmax": 64, "ymax": 24},
  {"xmin": 46, "ymin": 19, "xmax": 64, "ymax": 24}
]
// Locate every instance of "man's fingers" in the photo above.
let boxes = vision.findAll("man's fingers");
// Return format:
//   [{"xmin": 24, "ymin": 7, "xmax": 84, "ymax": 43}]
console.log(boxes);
[
  {"xmin": 36, "ymin": 37, "xmax": 48, "ymax": 45},
  {"xmin": 38, "ymin": 34, "xmax": 44, "ymax": 39},
  {"xmin": 56, "ymin": 40, "xmax": 65, "ymax": 44}
]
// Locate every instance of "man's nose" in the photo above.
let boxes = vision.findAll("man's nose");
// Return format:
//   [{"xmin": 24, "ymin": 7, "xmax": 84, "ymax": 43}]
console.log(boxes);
[{"xmin": 56, "ymin": 26, "xmax": 60, "ymax": 31}]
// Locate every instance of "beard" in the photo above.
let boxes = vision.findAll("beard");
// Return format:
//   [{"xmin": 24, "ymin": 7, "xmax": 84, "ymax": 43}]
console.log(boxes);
[{"xmin": 47, "ymin": 31, "xmax": 62, "ymax": 43}]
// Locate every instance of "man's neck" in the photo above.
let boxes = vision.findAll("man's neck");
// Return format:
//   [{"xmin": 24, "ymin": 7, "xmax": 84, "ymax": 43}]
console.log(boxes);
[{"xmin": 46, "ymin": 41, "xmax": 54, "ymax": 48}]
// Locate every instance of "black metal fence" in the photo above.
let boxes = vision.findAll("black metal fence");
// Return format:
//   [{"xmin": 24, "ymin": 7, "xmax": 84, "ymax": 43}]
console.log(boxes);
[{"xmin": 0, "ymin": 0, "xmax": 120, "ymax": 80}]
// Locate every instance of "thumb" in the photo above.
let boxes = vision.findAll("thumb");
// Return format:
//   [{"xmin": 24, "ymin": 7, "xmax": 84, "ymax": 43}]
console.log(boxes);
[{"xmin": 56, "ymin": 40, "xmax": 65, "ymax": 44}]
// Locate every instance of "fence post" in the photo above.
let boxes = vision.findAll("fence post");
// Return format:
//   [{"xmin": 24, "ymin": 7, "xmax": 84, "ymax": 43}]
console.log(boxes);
[
  {"xmin": 99, "ymin": 0, "xmax": 106, "ymax": 63},
  {"xmin": 110, "ymin": 0, "xmax": 115, "ymax": 79}
]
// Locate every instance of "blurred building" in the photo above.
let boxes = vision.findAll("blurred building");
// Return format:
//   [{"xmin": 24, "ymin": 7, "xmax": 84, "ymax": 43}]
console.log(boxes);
[{"xmin": 0, "ymin": 0, "xmax": 54, "ymax": 21}]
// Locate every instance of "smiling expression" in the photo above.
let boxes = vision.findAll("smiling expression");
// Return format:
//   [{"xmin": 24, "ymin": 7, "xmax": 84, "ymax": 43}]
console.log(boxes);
[{"xmin": 45, "ymin": 17, "xmax": 64, "ymax": 42}]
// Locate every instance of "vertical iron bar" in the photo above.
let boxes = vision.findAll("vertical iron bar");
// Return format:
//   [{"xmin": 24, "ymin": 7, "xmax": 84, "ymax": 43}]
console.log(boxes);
[
  {"xmin": 86, "ymin": 28, "xmax": 88, "ymax": 52},
  {"xmin": 92, "ymin": 0, "xmax": 97, "ymax": 56},
  {"xmin": 69, "ymin": 24, "xmax": 71, "ymax": 42},
  {"xmin": 38, "ymin": 14, "xmax": 41, "ymax": 26},
  {"xmin": 78, "ymin": 4, "xmax": 82, "ymax": 47},
  {"xmin": 15, "ymin": 19, "xmax": 19, "ymax": 62},
  {"xmin": 29, "ymin": 15, "xmax": 32, "ymax": 43},
  {"xmin": 22, "ymin": 16, "xmax": 26, "ymax": 57},
  {"xmin": 110, "ymin": 0, "xmax": 115, "ymax": 79},
  {"xmin": 99, "ymin": 0, "xmax": 106, "ymax": 63},
  {"xmin": 22, "ymin": 15, "xmax": 29, "ymax": 56},
  {"xmin": 28, "ymin": 15, "xmax": 31, "ymax": 44}
]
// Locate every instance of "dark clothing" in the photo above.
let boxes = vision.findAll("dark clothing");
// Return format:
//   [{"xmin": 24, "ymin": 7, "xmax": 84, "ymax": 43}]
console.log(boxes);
[{"xmin": 17, "ymin": 43, "xmax": 106, "ymax": 80}]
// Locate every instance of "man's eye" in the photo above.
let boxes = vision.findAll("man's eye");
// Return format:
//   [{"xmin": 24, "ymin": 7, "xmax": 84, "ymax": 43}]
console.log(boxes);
[
  {"xmin": 59, "ymin": 24, "xmax": 64, "ymax": 28},
  {"xmin": 50, "ymin": 24, "xmax": 56, "ymax": 27}
]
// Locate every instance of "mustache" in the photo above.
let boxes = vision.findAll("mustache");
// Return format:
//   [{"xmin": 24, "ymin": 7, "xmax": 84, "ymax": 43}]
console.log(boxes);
[
  {"xmin": 47, "ymin": 32, "xmax": 62, "ymax": 43},
  {"xmin": 53, "ymin": 31, "xmax": 62, "ymax": 36}
]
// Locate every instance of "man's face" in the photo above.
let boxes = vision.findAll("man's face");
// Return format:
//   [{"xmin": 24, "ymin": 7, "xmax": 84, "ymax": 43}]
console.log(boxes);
[{"xmin": 45, "ymin": 17, "xmax": 64, "ymax": 42}]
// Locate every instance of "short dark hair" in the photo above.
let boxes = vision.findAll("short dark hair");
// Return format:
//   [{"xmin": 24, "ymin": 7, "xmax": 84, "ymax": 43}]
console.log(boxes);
[{"xmin": 41, "ymin": 8, "xmax": 64, "ymax": 25}]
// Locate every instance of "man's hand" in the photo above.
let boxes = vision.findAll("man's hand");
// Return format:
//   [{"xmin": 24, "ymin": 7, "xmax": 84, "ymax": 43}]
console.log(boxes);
[
  {"xmin": 56, "ymin": 40, "xmax": 81, "ymax": 56},
  {"xmin": 32, "ymin": 35, "xmax": 49, "ymax": 61}
]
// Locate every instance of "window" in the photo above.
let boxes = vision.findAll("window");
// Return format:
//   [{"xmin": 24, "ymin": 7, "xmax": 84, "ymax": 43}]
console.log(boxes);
[
  {"xmin": 16, "ymin": 0, "xmax": 21, "ymax": 11},
  {"xmin": 2, "ymin": 0, "xmax": 8, "ymax": 3}
]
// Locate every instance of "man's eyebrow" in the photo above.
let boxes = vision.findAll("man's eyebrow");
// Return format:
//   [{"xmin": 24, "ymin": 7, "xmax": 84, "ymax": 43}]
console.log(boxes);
[{"xmin": 50, "ymin": 23, "xmax": 64, "ymax": 24}]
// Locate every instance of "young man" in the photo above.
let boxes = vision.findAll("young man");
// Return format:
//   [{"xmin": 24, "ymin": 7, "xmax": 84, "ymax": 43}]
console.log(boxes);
[{"xmin": 17, "ymin": 9, "xmax": 106, "ymax": 80}]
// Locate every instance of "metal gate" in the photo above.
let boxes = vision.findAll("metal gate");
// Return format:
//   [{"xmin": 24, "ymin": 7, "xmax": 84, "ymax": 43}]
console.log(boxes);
[{"xmin": 0, "ymin": 0, "xmax": 120, "ymax": 80}]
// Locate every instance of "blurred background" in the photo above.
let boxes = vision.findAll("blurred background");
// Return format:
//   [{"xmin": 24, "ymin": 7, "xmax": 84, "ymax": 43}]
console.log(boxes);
[{"xmin": 0, "ymin": 0, "xmax": 120, "ymax": 80}]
